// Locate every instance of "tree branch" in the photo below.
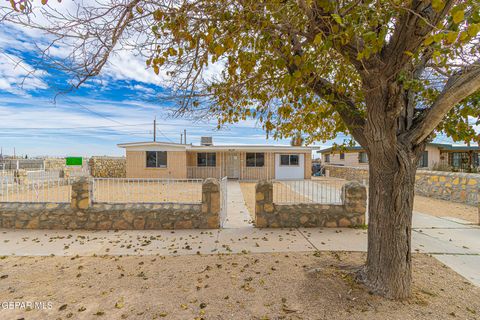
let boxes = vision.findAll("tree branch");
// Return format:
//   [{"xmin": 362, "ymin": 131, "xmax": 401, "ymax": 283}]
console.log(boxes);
[
  {"xmin": 382, "ymin": 0, "xmax": 455, "ymax": 78},
  {"xmin": 410, "ymin": 60, "xmax": 480, "ymax": 144},
  {"xmin": 309, "ymin": 77, "xmax": 367, "ymax": 146}
]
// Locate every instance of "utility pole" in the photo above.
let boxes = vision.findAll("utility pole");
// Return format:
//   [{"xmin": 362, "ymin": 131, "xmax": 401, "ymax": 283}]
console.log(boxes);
[
  {"xmin": 153, "ymin": 117, "xmax": 156, "ymax": 142},
  {"xmin": 184, "ymin": 129, "xmax": 187, "ymax": 144},
  {"xmin": 180, "ymin": 133, "xmax": 183, "ymax": 144}
]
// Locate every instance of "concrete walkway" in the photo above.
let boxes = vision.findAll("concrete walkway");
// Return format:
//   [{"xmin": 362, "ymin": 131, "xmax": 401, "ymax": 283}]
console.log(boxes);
[
  {"xmin": 0, "ymin": 211, "xmax": 478, "ymax": 285},
  {"xmin": 222, "ymin": 181, "xmax": 253, "ymax": 228}
]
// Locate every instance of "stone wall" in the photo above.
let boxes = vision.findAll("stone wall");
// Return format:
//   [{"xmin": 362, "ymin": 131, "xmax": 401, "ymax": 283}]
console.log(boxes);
[
  {"xmin": 324, "ymin": 165, "xmax": 369, "ymax": 183},
  {"xmin": 324, "ymin": 165, "xmax": 479, "ymax": 205},
  {"xmin": 255, "ymin": 180, "xmax": 366, "ymax": 228},
  {"xmin": 415, "ymin": 171, "xmax": 479, "ymax": 205},
  {"xmin": 0, "ymin": 178, "xmax": 220, "ymax": 230},
  {"xmin": 89, "ymin": 157, "xmax": 126, "ymax": 178},
  {"xmin": 44, "ymin": 158, "xmax": 66, "ymax": 171}
]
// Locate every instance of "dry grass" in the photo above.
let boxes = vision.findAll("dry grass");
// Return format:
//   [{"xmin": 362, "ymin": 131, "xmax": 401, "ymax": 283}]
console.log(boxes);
[{"xmin": 0, "ymin": 252, "xmax": 478, "ymax": 319}]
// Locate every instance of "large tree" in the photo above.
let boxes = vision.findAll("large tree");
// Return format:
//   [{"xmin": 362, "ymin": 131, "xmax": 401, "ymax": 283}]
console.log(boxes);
[{"xmin": 4, "ymin": 0, "xmax": 480, "ymax": 299}]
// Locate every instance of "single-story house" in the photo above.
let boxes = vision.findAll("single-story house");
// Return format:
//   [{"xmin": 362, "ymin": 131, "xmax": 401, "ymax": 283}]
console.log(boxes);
[
  {"xmin": 118, "ymin": 137, "xmax": 314, "ymax": 180},
  {"xmin": 318, "ymin": 142, "xmax": 480, "ymax": 171}
]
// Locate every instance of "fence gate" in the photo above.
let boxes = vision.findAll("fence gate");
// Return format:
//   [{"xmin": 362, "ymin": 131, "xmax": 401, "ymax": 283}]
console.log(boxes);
[{"xmin": 220, "ymin": 176, "xmax": 228, "ymax": 227}]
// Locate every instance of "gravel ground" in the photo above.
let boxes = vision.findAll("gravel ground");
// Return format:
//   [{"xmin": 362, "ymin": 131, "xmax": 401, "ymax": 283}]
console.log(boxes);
[{"xmin": 0, "ymin": 252, "xmax": 478, "ymax": 319}]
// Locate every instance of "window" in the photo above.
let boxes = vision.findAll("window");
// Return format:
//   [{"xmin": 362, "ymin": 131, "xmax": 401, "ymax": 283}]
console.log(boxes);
[
  {"xmin": 340, "ymin": 152, "xmax": 345, "ymax": 160},
  {"xmin": 197, "ymin": 152, "xmax": 216, "ymax": 167},
  {"xmin": 146, "ymin": 151, "xmax": 167, "ymax": 168},
  {"xmin": 246, "ymin": 153, "xmax": 264, "ymax": 167},
  {"xmin": 280, "ymin": 154, "xmax": 300, "ymax": 166},
  {"xmin": 417, "ymin": 151, "xmax": 428, "ymax": 168},
  {"xmin": 324, "ymin": 154, "xmax": 330, "ymax": 163},
  {"xmin": 358, "ymin": 152, "xmax": 368, "ymax": 163}
]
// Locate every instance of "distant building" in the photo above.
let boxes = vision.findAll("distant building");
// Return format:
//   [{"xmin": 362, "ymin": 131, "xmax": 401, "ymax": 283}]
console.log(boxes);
[{"xmin": 318, "ymin": 143, "xmax": 480, "ymax": 172}]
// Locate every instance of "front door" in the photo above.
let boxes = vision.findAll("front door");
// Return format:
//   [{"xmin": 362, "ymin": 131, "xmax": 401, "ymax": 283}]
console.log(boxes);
[{"xmin": 226, "ymin": 152, "xmax": 240, "ymax": 179}]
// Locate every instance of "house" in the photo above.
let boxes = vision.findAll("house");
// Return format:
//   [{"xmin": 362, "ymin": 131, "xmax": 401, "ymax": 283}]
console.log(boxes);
[
  {"xmin": 118, "ymin": 137, "xmax": 314, "ymax": 180},
  {"xmin": 318, "ymin": 142, "xmax": 480, "ymax": 171}
]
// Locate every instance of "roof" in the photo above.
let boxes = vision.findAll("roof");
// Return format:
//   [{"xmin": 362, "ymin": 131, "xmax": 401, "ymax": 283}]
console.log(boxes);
[
  {"xmin": 118, "ymin": 141, "xmax": 317, "ymax": 152},
  {"xmin": 317, "ymin": 142, "xmax": 480, "ymax": 153}
]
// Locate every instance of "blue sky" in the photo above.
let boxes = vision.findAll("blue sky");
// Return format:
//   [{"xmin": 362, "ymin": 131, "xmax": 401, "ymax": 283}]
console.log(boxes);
[{"xmin": 0, "ymin": 20, "xmax": 462, "ymax": 158}]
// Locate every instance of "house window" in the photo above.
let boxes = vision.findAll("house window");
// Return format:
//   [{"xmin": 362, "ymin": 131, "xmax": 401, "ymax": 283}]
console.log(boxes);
[
  {"xmin": 340, "ymin": 152, "xmax": 345, "ymax": 160},
  {"xmin": 358, "ymin": 152, "xmax": 368, "ymax": 163},
  {"xmin": 146, "ymin": 151, "xmax": 167, "ymax": 168},
  {"xmin": 246, "ymin": 153, "xmax": 264, "ymax": 167},
  {"xmin": 418, "ymin": 151, "xmax": 428, "ymax": 168},
  {"xmin": 324, "ymin": 154, "xmax": 330, "ymax": 163},
  {"xmin": 280, "ymin": 154, "xmax": 299, "ymax": 166},
  {"xmin": 197, "ymin": 152, "xmax": 216, "ymax": 167}
]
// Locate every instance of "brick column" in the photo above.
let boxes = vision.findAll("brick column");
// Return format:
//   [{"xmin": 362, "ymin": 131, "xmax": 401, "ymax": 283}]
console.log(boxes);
[
  {"xmin": 202, "ymin": 178, "xmax": 220, "ymax": 228},
  {"xmin": 255, "ymin": 180, "xmax": 274, "ymax": 227},
  {"xmin": 71, "ymin": 178, "xmax": 91, "ymax": 210},
  {"xmin": 341, "ymin": 181, "xmax": 367, "ymax": 225}
]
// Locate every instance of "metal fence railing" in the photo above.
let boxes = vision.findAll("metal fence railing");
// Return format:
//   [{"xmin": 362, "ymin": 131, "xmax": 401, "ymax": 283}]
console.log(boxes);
[
  {"xmin": 26, "ymin": 169, "xmax": 62, "ymax": 181},
  {"xmin": 187, "ymin": 167, "xmax": 222, "ymax": 179},
  {"xmin": 0, "ymin": 178, "xmax": 72, "ymax": 203},
  {"xmin": 272, "ymin": 179, "xmax": 345, "ymax": 204},
  {"xmin": 92, "ymin": 178, "xmax": 203, "ymax": 204}
]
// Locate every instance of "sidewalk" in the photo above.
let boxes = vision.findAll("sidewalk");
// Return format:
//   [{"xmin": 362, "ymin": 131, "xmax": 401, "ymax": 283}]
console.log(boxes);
[{"xmin": 1, "ymin": 211, "xmax": 478, "ymax": 285}]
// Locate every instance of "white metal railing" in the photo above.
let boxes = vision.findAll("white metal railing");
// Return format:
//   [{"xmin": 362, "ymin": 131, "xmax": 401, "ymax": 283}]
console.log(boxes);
[
  {"xmin": 27, "ymin": 169, "xmax": 61, "ymax": 181},
  {"xmin": 241, "ymin": 167, "xmax": 271, "ymax": 180},
  {"xmin": 67, "ymin": 165, "xmax": 90, "ymax": 177},
  {"xmin": 187, "ymin": 166, "xmax": 221, "ymax": 179},
  {"xmin": 220, "ymin": 176, "xmax": 228, "ymax": 227},
  {"xmin": 273, "ymin": 179, "xmax": 345, "ymax": 204},
  {"xmin": 0, "ymin": 178, "xmax": 72, "ymax": 203},
  {"xmin": 92, "ymin": 178, "xmax": 203, "ymax": 204}
]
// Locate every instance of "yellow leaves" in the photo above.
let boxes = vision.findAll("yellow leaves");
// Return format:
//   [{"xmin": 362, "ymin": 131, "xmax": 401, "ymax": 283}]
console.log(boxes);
[
  {"xmin": 153, "ymin": 65, "xmax": 159, "ymax": 75},
  {"xmin": 153, "ymin": 10, "xmax": 163, "ymax": 21},
  {"xmin": 431, "ymin": 0, "xmax": 445, "ymax": 12},
  {"xmin": 313, "ymin": 33, "xmax": 323, "ymax": 45},
  {"xmin": 214, "ymin": 45, "xmax": 224, "ymax": 56},
  {"xmin": 135, "ymin": 6, "xmax": 143, "ymax": 14},
  {"xmin": 445, "ymin": 31, "xmax": 458, "ymax": 44},
  {"xmin": 467, "ymin": 24, "xmax": 480, "ymax": 37},
  {"xmin": 331, "ymin": 14, "xmax": 343, "ymax": 25},
  {"xmin": 41, "ymin": 0, "xmax": 48, "ymax": 5},
  {"xmin": 452, "ymin": 9, "xmax": 464, "ymax": 24},
  {"xmin": 114, "ymin": 297, "xmax": 124, "ymax": 309}
]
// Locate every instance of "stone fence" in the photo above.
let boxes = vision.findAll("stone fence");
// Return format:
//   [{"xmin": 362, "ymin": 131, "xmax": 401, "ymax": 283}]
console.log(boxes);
[
  {"xmin": 255, "ymin": 180, "xmax": 366, "ymax": 228},
  {"xmin": 89, "ymin": 157, "xmax": 126, "ymax": 178},
  {"xmin": 0, "ymin": 178, "xmax": 220, "ymax": 230},
  {"xmin": 324, "ymin": 165, "xmax": 479, "ymax": 205}
]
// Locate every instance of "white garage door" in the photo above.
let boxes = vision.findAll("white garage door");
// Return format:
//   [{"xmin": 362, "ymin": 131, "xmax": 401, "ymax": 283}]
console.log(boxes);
[{"xmin": 275, "ymin": 154, "xmax": 304, "ymax": 179}]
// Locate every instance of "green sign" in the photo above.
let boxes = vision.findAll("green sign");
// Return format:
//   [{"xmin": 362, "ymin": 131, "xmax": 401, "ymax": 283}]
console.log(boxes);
[{"xmin": 66, "ymin": 157, "xmax": 83, "ymax": 166}]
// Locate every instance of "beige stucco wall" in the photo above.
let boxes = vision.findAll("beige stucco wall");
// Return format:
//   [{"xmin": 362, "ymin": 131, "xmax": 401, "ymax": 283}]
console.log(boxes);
[
  {"xmin": 326, "ymin": 151, "xmax": 369, "ymax": 168},
  {"xmin": 425, "ymin": 144, "xmax": 441, "ymax": 168},
  {"xmin": 126, "ymin": 150, "xmax": 187, "ymax": 178}
]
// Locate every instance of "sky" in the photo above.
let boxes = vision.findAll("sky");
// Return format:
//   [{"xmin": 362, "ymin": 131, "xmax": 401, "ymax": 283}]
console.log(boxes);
[{"xmin": 0, "ymin": 9, "xmax": 464, "ymax": 158}]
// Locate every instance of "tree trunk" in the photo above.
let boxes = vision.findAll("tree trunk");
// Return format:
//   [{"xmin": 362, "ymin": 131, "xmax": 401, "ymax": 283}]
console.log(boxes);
[{"xmin": 363, "ymin": 144, "xmax": 418, "ymax": 299}]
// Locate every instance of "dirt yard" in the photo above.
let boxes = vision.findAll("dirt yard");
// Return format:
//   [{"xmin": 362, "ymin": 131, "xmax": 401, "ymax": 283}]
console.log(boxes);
[
  {"xmin": 0, "ymin": 252, "xmax": 478, "ymax": 319},
  {"xmin": 413, "ymin": 195, "xmax": 478, "ymax": 223}
]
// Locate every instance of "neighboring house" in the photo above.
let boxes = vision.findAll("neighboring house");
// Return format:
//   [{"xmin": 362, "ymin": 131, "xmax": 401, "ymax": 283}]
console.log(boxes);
[
  {"xmin": 318, "ymin": 143, "xmax": 480, "ymax": 171},
  {"xmin": 118, "ymin": 137, "xmax": 314, "ymax": 180}
]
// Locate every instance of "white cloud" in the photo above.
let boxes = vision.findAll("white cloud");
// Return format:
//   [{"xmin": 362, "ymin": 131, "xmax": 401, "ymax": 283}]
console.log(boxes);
[{"xmin": 0, "ymin": 52, "xmax": 48, "ymax": 95}]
